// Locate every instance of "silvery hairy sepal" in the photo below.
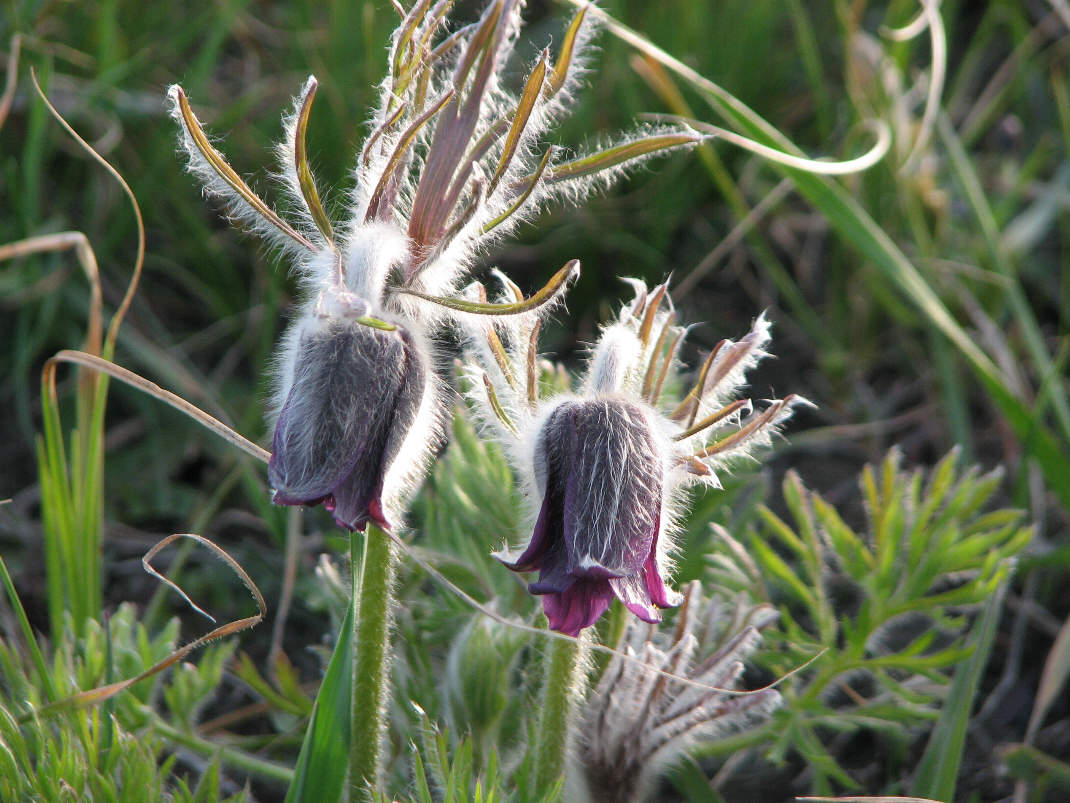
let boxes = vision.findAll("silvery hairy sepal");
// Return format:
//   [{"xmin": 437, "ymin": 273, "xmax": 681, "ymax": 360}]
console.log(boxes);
[
  {"xmin": 168, "ymin": 1, "xmax": 701, "ymax": 529},
  {"xmin": 268, "ymin": 293, "xmax": 427, "ymax": 531},
  {"xmin": 576, "ymin": 583, "xmax": 781, "ymax": 803},
  {"xmin": 467, "ymin": 280, "xmax": 810, "ymax": 635}
]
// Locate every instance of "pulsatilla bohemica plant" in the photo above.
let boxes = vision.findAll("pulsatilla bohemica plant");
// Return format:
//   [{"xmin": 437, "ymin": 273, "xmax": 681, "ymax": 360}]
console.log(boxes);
[
  {"xmin": 168, "ymin": 1, "xmax": 700, "ymax": 529},
  {"xmin": 469, "ymin": 281, "xmax": 808, "ymax": 635}
]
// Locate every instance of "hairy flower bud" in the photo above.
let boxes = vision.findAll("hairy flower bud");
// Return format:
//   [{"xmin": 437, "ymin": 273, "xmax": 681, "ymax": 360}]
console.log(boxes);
[
  {"xmin": 268, "ymin": 305, "xmax": 427, "ymax": 531},
  {"xmin": 500, "ymin": 398, "xmax": 680, "ymax": 636},
  {"xmin": 470, "ymin": 279, "xmax": 808, "ymax": 636}
]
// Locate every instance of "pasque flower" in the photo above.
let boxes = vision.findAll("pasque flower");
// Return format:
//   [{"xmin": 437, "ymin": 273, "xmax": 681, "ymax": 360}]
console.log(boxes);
[
  {"xmin": 506, "ymin": 397, "xmax": 676, "ymax": 635},
  {"xmin": 267, "ymin": 300, "xmax": 427, "ymax": 531},
  {"xmin": 168, "ymin": 1, "xmax": 700, "ymax": 530},
  {"xmin": 468, "ymin": 280, "xmax": 807, "ymax": 634}
]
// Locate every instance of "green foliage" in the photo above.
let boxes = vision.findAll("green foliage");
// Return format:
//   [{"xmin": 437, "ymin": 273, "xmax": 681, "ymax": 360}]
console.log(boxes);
[
  {"xmin": 285, "ymin": 605, "xmax": 353, "ymax": 803},
  {"xmin": 999, "ymin": 743, "xmax": 1070, "ymax": 802},
  {"xmin": 163, "ymin": 640, "xmax": 236, "ymax": 727},
  {"xmin": 410, "ymin": 409, "xmax": 525, "ymax": 586},
  {"xmin": 704, "ymin": 448, "xmax": 1032, "ymax": 792},
  {"xmin": 0, "ymin": 702, "xmax": 172, "ymax": 803},
  {"xmin": 641, "ymin": 20, "xmax": 1070, "ymax": 510},
  {"xmin": 0, "ymin": 604, "xmax": 246, "ymax": 802},
  {"xmin": 36, "ymin": 328, "xmax": 107, "ymax": 640},
  {"xmin": 913, "ymin": 580, "xmax": 1006, "ymax": 802},
  {"xmin": 394, "ymin": 412, "xmax": 536, "ymax": 788},
  {"xmin": 391, "ymin": 709, "xmax": 561, "ymax": 803}
]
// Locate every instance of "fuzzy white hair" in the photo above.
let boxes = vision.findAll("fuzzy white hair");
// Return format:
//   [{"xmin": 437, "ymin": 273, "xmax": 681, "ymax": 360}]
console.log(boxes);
[{"xmin": 573, "ymin": 583, "xmax": 781, "ymax": 803}]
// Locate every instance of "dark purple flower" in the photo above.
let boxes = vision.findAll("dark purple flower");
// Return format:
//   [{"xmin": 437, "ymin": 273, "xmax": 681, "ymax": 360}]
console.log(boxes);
[
  {"xmin": 268, "ymin": 314, "xmax": 426, "ymax": 531},
  {"xmin": 498, "ymin": 398, "xmax": 680, "ymax": 636},
  {"xmin": 474, "ymin": 281, "xmax": 804, "ymax": 638}
]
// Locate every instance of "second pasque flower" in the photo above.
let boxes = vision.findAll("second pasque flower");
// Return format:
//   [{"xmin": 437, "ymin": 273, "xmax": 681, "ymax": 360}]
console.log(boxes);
[{"xmin": 468, "ymin": 281, "xmax": 808, "ymax": 635}]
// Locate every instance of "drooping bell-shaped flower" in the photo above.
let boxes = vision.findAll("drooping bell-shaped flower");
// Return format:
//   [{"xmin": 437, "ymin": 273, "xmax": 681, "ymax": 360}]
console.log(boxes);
[
  {"xmin": 169, "ymin": 2, "xmax": 700, "ymax": 530},
  {"xmin": 467, "ymin": 280, "xmax": 808, "ymax": 634},
  {"xmin": 268, "ymin": 300, "xmax": 427, "ymax": 531},
  {"xmin": 503, "ymin": 398, "xmax": 677, "ymax": 635}
]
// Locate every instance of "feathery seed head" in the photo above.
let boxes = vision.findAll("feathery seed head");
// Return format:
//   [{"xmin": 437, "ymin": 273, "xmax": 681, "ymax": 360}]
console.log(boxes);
[{"xmin": 577, "ymin": 583, "xmax": 781, "ymax": 803}]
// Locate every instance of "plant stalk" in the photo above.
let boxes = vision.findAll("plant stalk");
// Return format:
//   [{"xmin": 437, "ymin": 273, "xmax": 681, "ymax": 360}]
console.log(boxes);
[
  {"xmin": 349, "ymin": 523, "xmax": 398, "ymax": 802},
  {"xmin": 149, "ymin": 711, "xmax": 294, "ymax": 784},
  {"xmin": 533, "ymin": 632, "xmax": 586, "ymax": 796}
]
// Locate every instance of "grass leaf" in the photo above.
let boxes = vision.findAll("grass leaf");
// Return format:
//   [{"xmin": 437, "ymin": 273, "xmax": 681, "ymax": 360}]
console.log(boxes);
[
  {"xmin": 912, "ymin": 579, "xmax": 1008, "ymax": 799},
  {"xmin": 285, "ymin": 605, "xmax": 354, "ymax": 803}
]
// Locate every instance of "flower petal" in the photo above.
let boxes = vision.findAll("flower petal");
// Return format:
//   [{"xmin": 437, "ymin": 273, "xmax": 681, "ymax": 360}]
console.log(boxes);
[
  {"xmin": 559, "ymin": 400, "xmax": 662, "ymax": 577},
  {"xmin": 641, "ymin": 543, "xmax": 684, "ymax": 610},
  {"xmin": 497, "ymin": 481, "xmax": 561, "ymax": 572},
  {"xmin": 606, "ymin": 507, "xmax": 680, "ymax": 620},
  {"xmin": 608, "ymin": 575, "xmax": 662, "ymax": 624},
  {"xmin": 541, "ymin": 579, "xmax": 615, "ymax": 637}
]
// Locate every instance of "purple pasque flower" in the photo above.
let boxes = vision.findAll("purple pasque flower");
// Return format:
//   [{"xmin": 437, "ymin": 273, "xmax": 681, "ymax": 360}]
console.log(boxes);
[
  {"xmin": 469, "ymin": 280, "xmax": 808, "ymax": 635},
  {"xmin": 268, "ymin": 294, "xmax": 427, "ymax": 531},
  {"xmin": 169, "ymin": 2, "xmax": 701, "ymax": 531},
  {"xmin": 501, "ymin": 398, "xmax": 678, "ymax": 636}
]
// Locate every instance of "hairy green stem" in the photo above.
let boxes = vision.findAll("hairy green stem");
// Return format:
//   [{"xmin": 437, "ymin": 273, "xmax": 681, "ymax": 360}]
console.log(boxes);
[
  {"xmin": 149, "ymin": 711, "xmax": 294, "ymax": 784},
  {"xmin": 534, "ymin": 633, "xmax": 586, "ymax": 796},
  {"xmin": 349, "ymin": 524, "xmax": 398, "ymax": 802}
]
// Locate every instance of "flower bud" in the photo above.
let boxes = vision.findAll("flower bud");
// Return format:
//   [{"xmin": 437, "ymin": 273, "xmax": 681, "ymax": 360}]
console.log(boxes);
[
  {"xmin": 499, "ymin": 398, "xmax": 681, "ymax": 636},
  {"xmin": 268, "ymin": 310, "xmax": 427, "ymax": 531},
  {"xmin": 445, "ymin": 618, "xmax": 516, "ymax": 739},
  {"xmin": 474, "ymin": 279, "xmax": 806, "ymax": 637}
]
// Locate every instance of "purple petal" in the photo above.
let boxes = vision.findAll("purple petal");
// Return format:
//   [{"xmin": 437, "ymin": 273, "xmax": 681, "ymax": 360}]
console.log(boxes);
[
  {"xmin": 608, "ymin": 510, "xmax": 679, "ymax": 617},
  {"xmin": 501, "ymin": 397, "xmax": 678, "ymax": 635},
  {"xmin": 608, "ymin": 575, "xmax": 662, "ymax": 624},
  {"xmin": 529, "ymin": 559, "xmax": 621, "ymax": 595},
  {"xmin": 327, "ymin": 475, "xmax": 390, "ymax": 532},
  {"xmin": 641, "ymin": 542, "xmax": 683, "ymax": 609},
  {"xmin": 497, "ymin": 479, "xmax": 560, "ymax": 572},
  {"xmin": 269, "ymin": 320, "xmax": 400, "ymax": 499},
  {"xmin": 541, "ymin": 580, "xmax": 615, "ymax": 637},
  {"xmin": 326, "ymin": 329, "xmax": 427, "ymax": 532}
]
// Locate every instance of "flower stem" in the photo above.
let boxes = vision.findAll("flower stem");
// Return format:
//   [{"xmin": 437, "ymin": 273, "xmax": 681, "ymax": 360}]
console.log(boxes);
[
  {"xmin": 349, "ymin": 524, "xmax": 398, "ymax": 802},
  {"xmin": 533, "ymin": 633, "xmax": 587, "ymax": 796},
  {"xmin": 148, "ymin": 710, "xmax": 294, "ymax": 784}
]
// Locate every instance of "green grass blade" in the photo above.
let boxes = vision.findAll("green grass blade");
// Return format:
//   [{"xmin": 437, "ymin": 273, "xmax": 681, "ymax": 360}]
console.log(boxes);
[
  {"xmin": 695, "ymin": 83, "xmax": 1070, "ymax": 511},
  {"xmin": 0, "ymin": 556, "xmax": 56, "ymax": 703},
  {"xmin": 936, "ymin": 113, "xmax": 1070, "ymax": 443},
  {"xmin": 1026, "ymin": 609, "xmax": 1070, "ymax": 743},
  {"xmin": 285, "ymin": 604, "xmax": 354, "ymax": 803},
  {"xmin": 588, "ymin": 8, "xmax": 1070, "ymax": 510},
  {"xmin": 37, "ymin": 374, "xmax": 79, "ymax": 639},
  {"xmin": 912, "ymin": 578, "xmax": 1008, "ymax": 799}
]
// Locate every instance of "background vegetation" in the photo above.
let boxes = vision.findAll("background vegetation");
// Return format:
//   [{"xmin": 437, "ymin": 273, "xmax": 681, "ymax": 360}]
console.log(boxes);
[{"xmin": 1, "ymin": 0, "xmax": 1068, "ymax": 800}]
